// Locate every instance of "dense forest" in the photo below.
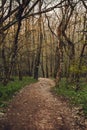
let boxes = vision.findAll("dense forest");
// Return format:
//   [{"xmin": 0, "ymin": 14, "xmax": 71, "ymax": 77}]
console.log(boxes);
[{"xmin": 0, "ymin": 0, "xmax": 87, "ymax": 89}]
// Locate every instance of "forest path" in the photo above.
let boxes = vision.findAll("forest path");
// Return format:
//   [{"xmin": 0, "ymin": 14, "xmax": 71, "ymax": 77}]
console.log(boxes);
[{"xmin": 0, "ymin": 78, "xmax": 85, "ymax": 130}]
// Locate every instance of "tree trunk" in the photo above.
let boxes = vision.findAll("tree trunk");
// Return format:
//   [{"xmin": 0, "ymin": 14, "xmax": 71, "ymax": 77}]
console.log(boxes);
[
  {"xmin": 55, "ymin": 40, "xmax": 63, "ymax": 86},
  {"xmin": 41, "ymin": 52, "xmax": 45, "ymax": 77},
  {"xmin": 34, "ymin": 0, "xmax": 42, "ymax": 80}
]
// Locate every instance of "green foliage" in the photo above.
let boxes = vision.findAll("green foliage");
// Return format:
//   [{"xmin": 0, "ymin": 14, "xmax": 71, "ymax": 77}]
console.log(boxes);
[
  {"xmin": 0, "ymin": 77, "xmax": 36, "ymax": 108},
  {"xmin": 70, "ymin": 64, "xmax": 79, "ymax": 73},
  {"xmin": 81, "ymin": 66, "xmax": 87, "ymax": 73},
  {"xmin": 54, "ymin": 78, "xmax": 87, "ymax": 117},
  {"xmin": 70, "ymin": 65, "xmax": 87, "ymax": 74}
]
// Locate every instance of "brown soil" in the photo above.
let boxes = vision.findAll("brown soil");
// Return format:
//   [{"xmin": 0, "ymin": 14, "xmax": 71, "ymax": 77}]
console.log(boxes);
[{"xmin": 0, "ymin": 78, "xmax": 86, "ymax": 130}]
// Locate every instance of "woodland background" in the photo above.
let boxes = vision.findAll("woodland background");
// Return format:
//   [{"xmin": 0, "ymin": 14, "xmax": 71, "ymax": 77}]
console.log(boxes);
[{"xmin": 0, "ymin": 0, "xmax": 87, "ymax": 90}]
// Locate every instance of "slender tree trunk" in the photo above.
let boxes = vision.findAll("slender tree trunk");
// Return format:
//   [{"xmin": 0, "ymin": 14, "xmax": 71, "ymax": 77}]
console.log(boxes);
[
  {"xmin": 34, "ymin": 0, "xmax": 43, "ymax": 80},
  {"xmin": 8, "ymin": 19, "xmax": 21, "ymax": 79},
  {"xmin": 54, "ymin": 46, "xmax": 59, "ymax": 78},
  {"xmin": 2, "ymin": 45, "xmax": 9, "ymax": 85},
  {"xmin": 46, "ymin": 54, "xmax": 49, "ymax": 78},
  {"xmin": 41, "ymin": 51, "xmax": 45, "ymax": 77},
  {"xmin": 55, "ymin": 21, "xmax": 64, "ymax": 86},
  {"xmin": 18, "ymin": 57, "xmax": 23, "ymax": 81},
  {"xmin": 1, "ymin": 17, "xmax": 22, "ymax": 85},
  {"xmin": 55, "ymin": 40, "xmax": 63, "ymax": 86}
]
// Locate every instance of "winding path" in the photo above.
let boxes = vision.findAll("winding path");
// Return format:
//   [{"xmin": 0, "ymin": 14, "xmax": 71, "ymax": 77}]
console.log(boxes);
[{"xmin": 0, "ymin": 78, "xmax": 85, "ymax": 130}]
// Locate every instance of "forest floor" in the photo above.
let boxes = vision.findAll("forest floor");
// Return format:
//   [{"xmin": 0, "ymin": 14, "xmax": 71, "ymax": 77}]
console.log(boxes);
[{"xmin": 0, "ymin": 78, "xmax": 87, "ymax": 130}]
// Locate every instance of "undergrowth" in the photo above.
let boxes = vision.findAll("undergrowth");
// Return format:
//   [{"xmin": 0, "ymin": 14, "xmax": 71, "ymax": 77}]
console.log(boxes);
[
  {"xmin": 53, "ymin": 78, "xmax": 87, "ymax": 117},
  {"xmin": 0, "ymin": 77, "xmax": 36, "ymax": 109}
]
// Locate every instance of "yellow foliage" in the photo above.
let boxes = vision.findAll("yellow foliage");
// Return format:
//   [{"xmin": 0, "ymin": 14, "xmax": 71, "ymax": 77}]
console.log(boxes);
[{"xmin": 70, "ymin": 65, "xmax": 87, "ymax": 74}]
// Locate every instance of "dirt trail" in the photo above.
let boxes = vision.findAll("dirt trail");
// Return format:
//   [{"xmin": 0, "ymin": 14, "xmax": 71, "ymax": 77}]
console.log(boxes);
[{"xmin": 0, "ymin": 78, "xmax": 86, "ymax": 130}]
